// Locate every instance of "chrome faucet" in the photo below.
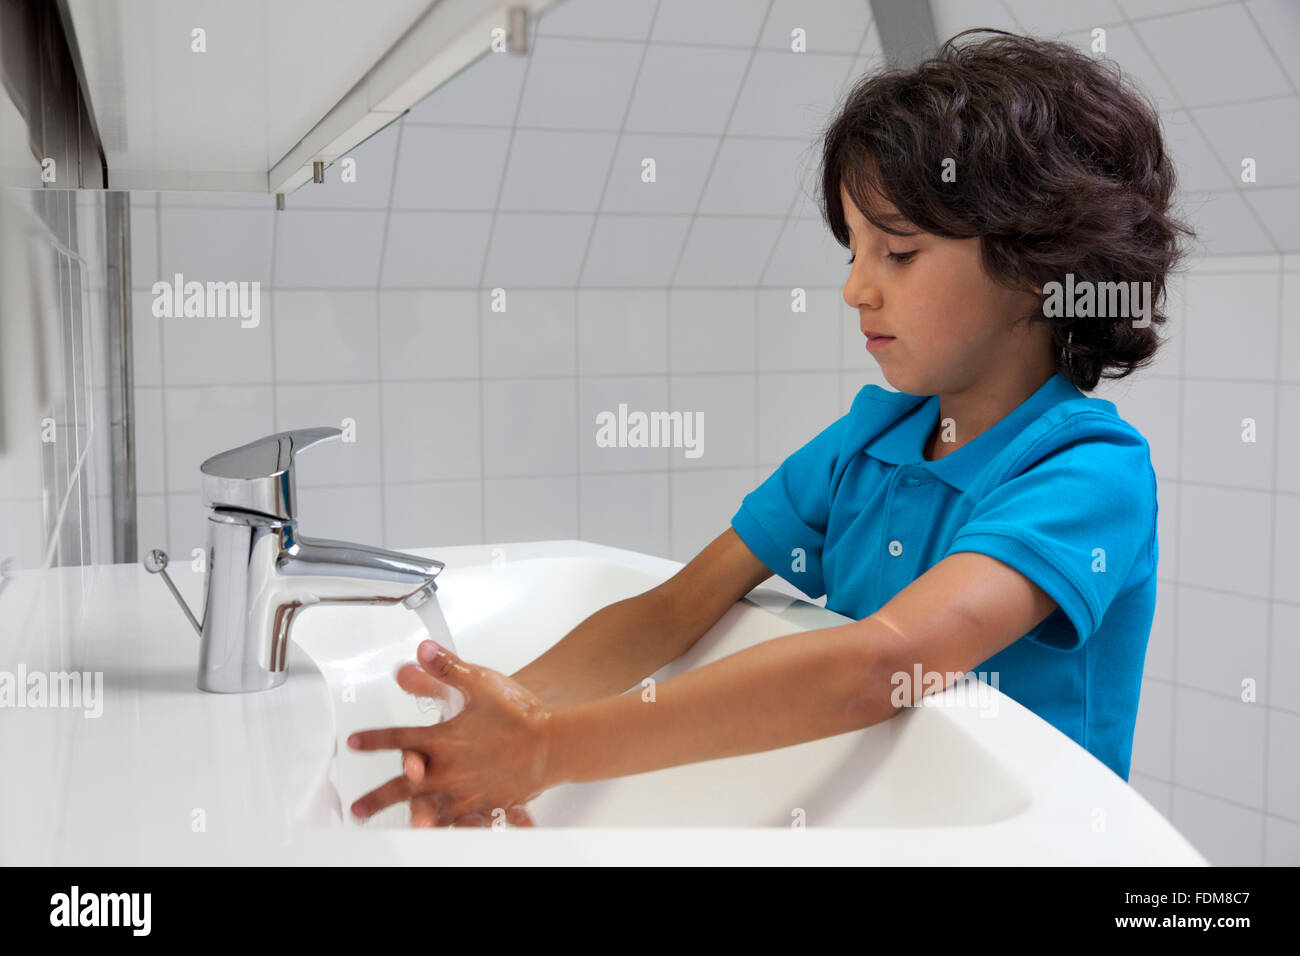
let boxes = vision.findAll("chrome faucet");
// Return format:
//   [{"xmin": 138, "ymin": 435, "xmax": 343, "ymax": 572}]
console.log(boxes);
[{"xmin": 145, "ymin": 427, "xmax": 443, "ymax": 693}]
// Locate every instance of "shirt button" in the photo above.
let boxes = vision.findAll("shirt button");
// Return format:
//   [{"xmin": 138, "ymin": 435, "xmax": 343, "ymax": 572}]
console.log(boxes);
[
  {"xmin": 888, "ymin": 539, "xmax": 903, "ymax": 556},
  {"xmin": 906, "ymin": 477, "xmax": 920, "ymax": 487}
]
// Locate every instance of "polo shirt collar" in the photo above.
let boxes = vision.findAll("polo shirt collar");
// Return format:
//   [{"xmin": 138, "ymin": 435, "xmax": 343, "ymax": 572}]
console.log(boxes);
[{"xmin": 863, "ymin": 372, "xmax": 1084, "ymax": 491}]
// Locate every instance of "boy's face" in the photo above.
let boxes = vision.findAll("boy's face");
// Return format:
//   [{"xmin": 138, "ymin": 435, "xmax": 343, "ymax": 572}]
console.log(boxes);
[{"xmin": 839, "ymin": 182, "xmax": 1042, "ymax": 396}]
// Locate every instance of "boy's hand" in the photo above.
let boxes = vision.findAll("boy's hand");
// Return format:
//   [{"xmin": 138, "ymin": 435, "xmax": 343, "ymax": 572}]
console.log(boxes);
[
  {"xmin": 397, "ymin": 670, "xmax": 534, "ymax": 827},
  {"xmin": 348, "ymin": 640, "xmax": 553, "ymax": 826}
]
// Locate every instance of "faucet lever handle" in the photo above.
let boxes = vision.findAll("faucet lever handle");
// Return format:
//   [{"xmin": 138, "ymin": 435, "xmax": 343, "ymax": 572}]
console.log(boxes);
[{"xmin": 200, "ymin": 426, "xmax": 341, "ymax": 520}]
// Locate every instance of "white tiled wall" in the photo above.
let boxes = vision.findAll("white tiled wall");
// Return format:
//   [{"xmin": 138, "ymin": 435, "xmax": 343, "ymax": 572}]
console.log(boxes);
[{"xmin": 1095, "ymin": 258, "xmax": 1300, "ymax": 865}]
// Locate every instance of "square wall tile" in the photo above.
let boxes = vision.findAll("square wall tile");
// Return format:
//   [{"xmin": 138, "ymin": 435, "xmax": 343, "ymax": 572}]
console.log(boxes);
[
  {"xmin": 601, "ymin": 134, "xmax": 721, "ymax": 215},
  {"xmin": 668, "ymin": 289, "xmax": 754, "ymax": 373},
  {"xmin": 379, "ymin": 290, "xmax": 480, "ymax": 380},
  {"xmin": 1183, "ymin": 272, "xmax": 1279, "ymax": 380},
  {"xmin": 670, "ymin": 466, "xmax": 760, "ymax": 565},
  {"xmin": 158, "ymin": 300, "xmax": 274, "ymax": 386},
  {"xmin": 272, "ymin": 290, "xmax": 379, "ymax": 383},
  {"xmin": 579, "ymin": 375, "xmax": 671, "ymax": 473},
  {"xmin": 482, "ymin": 378, "xmax": 578, "ymax": 477},
  {"xmin": 274, "ymin": 210, "xmax": 387, "ymax": 288},
  {"xmin": 579, "ymin": 471, "xmax": 671, "ymax": 558},
  {"xmin": 497, "ymin": 129, "xmax": 618, "ymax": 213},
  {"xmin": 669, "ymin": 374, "xmax": 754, "ymax": 469},
  {"xmin": 380, "ymin": 381, "xmax": 481, "ymax": 482},
  {"xmin": 1179, "ymin": 380, "xmax": 1275, "ymax": 490},
  {"xmin": 1173, "ymin": 685, "xmax": 1266, "ymax": 808},
  {"xmin": 1175, "ymin": 585, "xmax": 1270, "ymax": 702},
  {"xmin": 577, "ymin": 288, "xmax": 668, "ymax": 375},
  {"xmin": 757, "ymin": 371, "xmax": 843, "ymax": 465},
  {"xmin": 293, "ymin": 484, "xmax": 383, "ymax": 544},
  {"xmin": 757, "ymin": 287, "xmax": 843, "ymax": 371},
  {"xmin": 158, "ymin": 208, "xmax": 274, "ymax": 286},
  {"xmin": 482, "ymin": 289, "xmax": 576, "ymax": 378},
  {"xmin": 380, "ymin": 212, "xmax": 492, "ymax": 288},
  {"xmin": 483, "ymin": 213, "xmax": 594, "ymax": 287},
  {"xmin": 1177, "ymin": 484, "xmax": 1272, "ymax": 598},
  {"xmin": 516, "ymin": 38, "xmax": 644, "ymax": 131},
  {"xmin": 484, "ymin": 476, "xmax": 578, "ymax": 542},
  {"xmin": 625, "ymin": 45, "xmax": 751, "ymax": 135},
  {"xmin": 163, "ymin": 386, "xmax": 275, "ymax": 493},
  {"xmin": 674, "ymin": 216, "xmax": 786, "ymax": 287},
  {"xmin": 392, "ymin": 127, "xmax": 512, "ymax": 211},
  {"xmin": 580, "ymin": 215, "xmax": 689, "ymax": 287},
  {"xmin": 384, "ymin": 480, "xmax": 483, "ymax": 550}
]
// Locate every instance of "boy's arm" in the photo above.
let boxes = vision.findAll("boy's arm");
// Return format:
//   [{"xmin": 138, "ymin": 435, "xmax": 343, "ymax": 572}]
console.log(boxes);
[
  {"xmin": 541, "ymin": 551, "xmax": 1058, "ymax": 786},
  {"xmin": 509, "ymin": 529, "xmax": 775, "ymax": 708}
]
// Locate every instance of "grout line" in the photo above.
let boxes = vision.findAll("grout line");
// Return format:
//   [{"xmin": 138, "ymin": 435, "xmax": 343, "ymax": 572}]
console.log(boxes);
[
  {"xmin": 1261, "ymin": 255, "xmax": 1285, "ymax": 842},
  {"xmin": 567, "ymin": 0, "xmax": 663, "ymax": 550},
  {"xmin": 1129, "ymin": 770, "xmax": 1297, "ymax": 835},
  {"xmin": 474, "ymin": 14, "xmax": 543, "ymax": 545},
  {"xmin": 1171, "ymin": 268, "xmax": 1187, "ymax": 810},
  {"xmin": 268, "ymin": 187, "xmax": 280, "ymax": 433},
  {"xmin": 374, "ymin": 118, "xmax": 407, "ymax": 547},
  {"xmin": 154, "ymin": 194, "xmax": 171, "ymax": 557}
]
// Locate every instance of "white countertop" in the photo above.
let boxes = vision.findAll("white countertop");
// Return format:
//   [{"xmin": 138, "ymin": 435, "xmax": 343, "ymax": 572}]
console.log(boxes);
[{"xmin": 0, "ymin": 540, "xmax": 1206, "ymax": 865}]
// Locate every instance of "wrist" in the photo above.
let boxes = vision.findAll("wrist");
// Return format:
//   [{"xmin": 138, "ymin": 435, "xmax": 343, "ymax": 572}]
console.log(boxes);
[{"xmin": 536, "ymin": 702, "xmax": 581, "ymax": 790}]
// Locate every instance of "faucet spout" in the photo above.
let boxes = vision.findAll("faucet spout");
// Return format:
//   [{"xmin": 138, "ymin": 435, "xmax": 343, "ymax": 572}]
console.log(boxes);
[{"xmin": 279, "ymin": 528, "xmax": 444, "ymax": 603}]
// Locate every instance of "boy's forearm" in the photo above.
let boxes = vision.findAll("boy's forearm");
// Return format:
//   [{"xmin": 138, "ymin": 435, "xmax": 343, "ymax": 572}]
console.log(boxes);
[
  {"xmin": 509, "ymin": 590, "xmax": 686, "ymax": 709},
  {"xmin": 540, "ymin": 618, "xmax": 897, "ymax": 788}
]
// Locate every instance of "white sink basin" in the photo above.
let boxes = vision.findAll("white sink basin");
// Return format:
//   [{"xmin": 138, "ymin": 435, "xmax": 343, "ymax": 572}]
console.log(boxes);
[{"xmin": 290, "ymin": 541, "xmax": 1207, "ymax": 862}]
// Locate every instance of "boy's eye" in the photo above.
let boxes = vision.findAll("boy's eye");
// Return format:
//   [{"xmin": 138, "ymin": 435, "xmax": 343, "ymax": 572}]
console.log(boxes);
[{"xmin": 845, "ymin": 251, "xmax": 916, "ymax": 265}]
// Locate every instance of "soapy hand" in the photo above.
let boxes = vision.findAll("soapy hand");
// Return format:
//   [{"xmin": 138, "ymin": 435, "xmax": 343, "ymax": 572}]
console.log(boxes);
[{"xmin": 347, "ymin": 640, "xmax": 552, "ymax": 827}]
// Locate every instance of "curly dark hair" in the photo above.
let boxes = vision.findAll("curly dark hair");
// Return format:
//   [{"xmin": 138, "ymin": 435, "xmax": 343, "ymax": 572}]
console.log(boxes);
[{"xmin": 819, "ymin": 28, "xmax": 1198, "ymax": 391}]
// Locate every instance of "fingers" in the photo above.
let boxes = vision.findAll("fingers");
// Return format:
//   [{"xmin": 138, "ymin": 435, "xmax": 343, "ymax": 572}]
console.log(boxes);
[
  {"xmin": 395, "ymin": 662, "xmax": 454, "ymax": 703},
  {"xmin": 350, "ymin": 774, "xmax": 415, "ymax": 820},
  {"xmin": 405, "ymin": 797, "xmax": 537, "ymax": 828},
  {"xmin": 348, "ymin": 726, "xmax": 429, "ymax": 752},
  {"xmin": 403, "ymin": 749, "xmax": 426, "ymax": 782},
  {"xmin": 508, "ymin": 806, "xmax": 536, "ymax": 827},
  {"xmin": 449, "ymin": 810, "xmax": 491, "ymax": 827},
  {"xmin": 410, "ymin": 793, "xmax": 443, "ymax": 828}
]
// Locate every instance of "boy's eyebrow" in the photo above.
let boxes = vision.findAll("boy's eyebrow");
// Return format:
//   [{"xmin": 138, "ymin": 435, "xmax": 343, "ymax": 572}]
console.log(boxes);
[{"xmin": 848, "ymin": 217, "xmax": 923, "ymax": 238}]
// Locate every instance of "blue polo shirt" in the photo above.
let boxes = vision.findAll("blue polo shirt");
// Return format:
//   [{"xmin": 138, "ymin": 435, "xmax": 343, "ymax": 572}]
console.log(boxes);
[{"xmin": 730, "ymin": 372, "xmax": 1158, "ymax": 781}]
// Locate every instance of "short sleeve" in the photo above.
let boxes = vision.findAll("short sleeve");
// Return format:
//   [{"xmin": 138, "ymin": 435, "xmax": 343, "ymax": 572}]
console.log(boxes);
[
  {"xmin": 944, "ymin": 424, "xmax": 1157, "ymax": 651},
  {"xmin": 730, "ymin": 411, "xmax": 852, "ymax": 600}
]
